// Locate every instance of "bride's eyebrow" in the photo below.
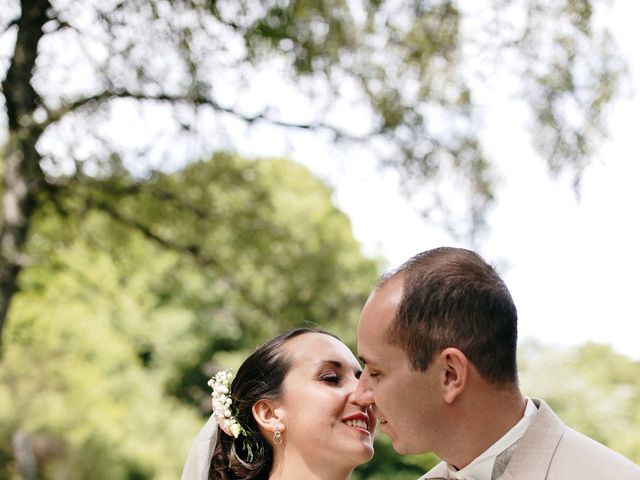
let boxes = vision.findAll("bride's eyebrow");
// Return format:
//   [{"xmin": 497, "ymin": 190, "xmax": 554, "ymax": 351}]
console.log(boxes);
[
  {"xmin": 316, "ymin": 360, "xmax": 343, "ymax": 369},
  {"xmin": 315, "ymin": 359, "xmax": 362, "ymax": 373},
  {"xmin": 316, "ymin": 360, "xmax": 362, "ymax": 377}
]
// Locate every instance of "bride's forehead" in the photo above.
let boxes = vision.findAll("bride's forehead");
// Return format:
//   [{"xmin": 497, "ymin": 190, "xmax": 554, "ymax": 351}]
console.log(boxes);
[{"xmin": 284, "ymin": 333, "xmax": 355, "ymax": 366}]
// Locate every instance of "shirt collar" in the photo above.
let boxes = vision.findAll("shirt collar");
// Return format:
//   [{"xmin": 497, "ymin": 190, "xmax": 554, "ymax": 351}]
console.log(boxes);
[{"xmin": 446, "ymin": 398, "xmax": 538, "ymax": 480}]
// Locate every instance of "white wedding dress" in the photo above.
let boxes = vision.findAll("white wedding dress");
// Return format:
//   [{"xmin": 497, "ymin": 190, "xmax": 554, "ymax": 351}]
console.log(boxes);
[{"xmin": 181, "ymin": 415, "xmax": 218, "ymax": 480}]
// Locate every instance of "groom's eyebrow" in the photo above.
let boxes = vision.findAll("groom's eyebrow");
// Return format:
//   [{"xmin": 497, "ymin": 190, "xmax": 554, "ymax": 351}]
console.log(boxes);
[{"xmin": 359, "ymin": 355, "xmax": 381, "ymax": 369}]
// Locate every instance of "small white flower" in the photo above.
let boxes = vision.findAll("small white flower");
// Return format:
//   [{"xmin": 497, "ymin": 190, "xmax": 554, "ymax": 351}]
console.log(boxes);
[{"xmin": 209, "ymin": 369, "xmax": 246, "ymax": 439}]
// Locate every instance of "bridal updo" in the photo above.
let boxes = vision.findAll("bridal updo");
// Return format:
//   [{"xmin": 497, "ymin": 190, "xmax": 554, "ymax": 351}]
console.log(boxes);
[{"xmin": 209, "ymin": 327, "xmax": 336, "ymax": 480}]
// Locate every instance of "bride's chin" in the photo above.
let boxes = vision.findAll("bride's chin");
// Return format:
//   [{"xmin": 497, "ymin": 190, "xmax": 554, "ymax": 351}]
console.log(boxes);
[
  {"xmin": 357, "ymin": 444, "xmax": 375, "ymax": 462},
  {"xmin": 342, "ymin": 457, "xmax": 373, "ymax": 472},
  {"xmin": 331, "ymin": 439, "xmax": 374, "ymax": 466},
  {"xmin": 339, "ymin": 448, "xmax": 374, "ymax": 467}
]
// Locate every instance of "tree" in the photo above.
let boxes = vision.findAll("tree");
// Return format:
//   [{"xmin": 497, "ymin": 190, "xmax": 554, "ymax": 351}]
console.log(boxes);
[
  {"xmin": 0, "ymin": 0, "xmax": 626, "ymax": 344},
  {"xmin": 0, "ymin": 153, "xmax": 380, "ymax": 478},
  {"xmin": 0, "ymin": 208, "xmax": 206, "ymax": 479}
]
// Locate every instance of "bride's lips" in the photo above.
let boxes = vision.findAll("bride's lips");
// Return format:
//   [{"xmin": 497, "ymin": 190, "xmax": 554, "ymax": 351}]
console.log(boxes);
[{"xmin": 342, "ymin": 412, "xmax": 372, "ymax": 433}]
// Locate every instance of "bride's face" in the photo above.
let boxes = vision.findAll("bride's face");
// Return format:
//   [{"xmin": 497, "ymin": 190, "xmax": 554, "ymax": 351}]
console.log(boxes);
[{"xmin": 276, "ymin": 333, "xmax": 376, "ymax": 469}]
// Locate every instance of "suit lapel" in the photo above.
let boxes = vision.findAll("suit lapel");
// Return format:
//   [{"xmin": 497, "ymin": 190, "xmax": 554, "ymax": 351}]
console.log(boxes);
[
  {"xmin": 500, "ymin": 398, "xmax": 564, "ymax": 480},
  {"xmin": 420, "ymin": 461, "xmax": 450, "ymax": 479}
]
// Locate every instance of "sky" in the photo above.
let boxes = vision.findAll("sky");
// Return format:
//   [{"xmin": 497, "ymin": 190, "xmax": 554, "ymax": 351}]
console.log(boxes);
[
  {"xmin": 64, "ymin": 2, "xmax": 640, "ymax": 361},
  {"xmin": 320, "ymin": 2, "xmax": 640, "ymax": 361},
  {"xmin": 252, "ymin": 2, "xmax": 640, "ymax": 361},
  {"xmin": 42, "ymin": 0, "xmax": 640, "ymax": 364}
]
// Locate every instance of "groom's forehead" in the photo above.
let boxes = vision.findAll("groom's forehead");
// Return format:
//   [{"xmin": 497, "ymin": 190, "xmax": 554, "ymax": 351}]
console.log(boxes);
[
  {"xmin": 357, "ymin": 332, "xmax": 410, "ymax": 369},
  {"xmin": 359, "ymin": 281, "xmax": 403, "ymax": 332},
  {"xmin": 371, "ymin": 276, "xmax": 404, "ymax": 308}
]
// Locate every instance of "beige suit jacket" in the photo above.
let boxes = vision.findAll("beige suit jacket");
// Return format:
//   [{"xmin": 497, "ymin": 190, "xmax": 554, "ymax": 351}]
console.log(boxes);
[{"xmin": 420, "ymin": 398, "xmax": 640, "ymax": 480}]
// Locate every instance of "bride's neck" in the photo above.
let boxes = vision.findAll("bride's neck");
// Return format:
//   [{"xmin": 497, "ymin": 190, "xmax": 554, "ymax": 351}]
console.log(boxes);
[
  {"xmin": 268, "ymin": 456, "xmax": 352, "ymax": 480},
  {"xmin": 269, "ymin": 473, "xmax": 350, "ymax": 480}
]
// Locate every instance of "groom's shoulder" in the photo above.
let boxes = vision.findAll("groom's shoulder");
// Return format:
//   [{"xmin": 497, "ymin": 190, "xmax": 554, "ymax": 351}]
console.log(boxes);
[
  {"xmin": 524, "ymin": 399, "xmax": 640, "ymax": 478},
  {"xmin": 550, "ymin": 426, "xmax": 640, "ymax": 478}
]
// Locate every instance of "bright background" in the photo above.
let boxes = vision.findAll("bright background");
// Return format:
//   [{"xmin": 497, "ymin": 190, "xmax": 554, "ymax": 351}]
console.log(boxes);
[
  {"xmin": 338, "ymin": 1, "xmax": 640, "ymax": 360},
  {"xmin": 244, "ymin": 1, "xmax": 640, "ymax": 360}
]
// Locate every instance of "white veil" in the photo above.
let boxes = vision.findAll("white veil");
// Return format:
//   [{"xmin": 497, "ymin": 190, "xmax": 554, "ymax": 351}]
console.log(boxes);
[{"xmin": 180, "ymin": 414, "xmax": 218, "ymax": 480}]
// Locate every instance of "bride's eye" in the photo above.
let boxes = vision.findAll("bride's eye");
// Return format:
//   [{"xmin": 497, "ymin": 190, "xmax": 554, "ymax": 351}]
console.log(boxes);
[{"xmin": 320, "ymin": 373, "xmax": 341, "ymax": 384}]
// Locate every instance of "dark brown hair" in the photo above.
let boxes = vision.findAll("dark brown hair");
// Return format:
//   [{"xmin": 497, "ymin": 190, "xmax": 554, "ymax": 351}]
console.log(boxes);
[
  {"xmin": 384, "ymin": 247, "xmax": 518, "ymax": 385},
  {"xmin": 209, "ymin": 327, "xmax": 338, "ymax": 479}
]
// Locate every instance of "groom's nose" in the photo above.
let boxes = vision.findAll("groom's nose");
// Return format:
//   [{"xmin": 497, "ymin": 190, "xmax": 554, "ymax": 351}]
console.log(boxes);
[{"xmin": 354, "ymin": 370, "xmax": 374, "ymax": 407}]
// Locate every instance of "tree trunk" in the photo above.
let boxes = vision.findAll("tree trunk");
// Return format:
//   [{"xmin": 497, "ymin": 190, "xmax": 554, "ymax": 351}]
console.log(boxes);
[
  {"xmin": 12, "ymin": 430, "xmax": 40, "ymax": 480},
  {"xmin": 0, "ymin": 0, "xmax": 49, "ymax": 348}
]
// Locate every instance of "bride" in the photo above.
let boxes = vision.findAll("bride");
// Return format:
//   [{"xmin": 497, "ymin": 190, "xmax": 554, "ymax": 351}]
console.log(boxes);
[{"xmin": 181, "ymin": 327, "xmax": 376, "ymax": 480}]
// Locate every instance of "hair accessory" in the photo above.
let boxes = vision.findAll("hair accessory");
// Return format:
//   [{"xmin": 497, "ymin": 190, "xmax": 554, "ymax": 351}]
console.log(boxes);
[
  {"xmin": 273, "ymin": 425, "xmax": 283, "ymax": 445},
  {"xmin": 208, "ymin": 370, "xmax": 246, "ymax": 438}
]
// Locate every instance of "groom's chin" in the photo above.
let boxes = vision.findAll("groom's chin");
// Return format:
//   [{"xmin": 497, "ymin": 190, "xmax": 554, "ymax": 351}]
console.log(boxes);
[{"xmin": 389, "ymin": 437, "xmax": 425, "ymax": 456}]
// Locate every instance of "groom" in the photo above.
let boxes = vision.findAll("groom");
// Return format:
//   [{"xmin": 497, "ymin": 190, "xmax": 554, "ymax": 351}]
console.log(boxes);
[{"xmin": 355, "ymin": 247, "xmax": 640, "ymax": 479}]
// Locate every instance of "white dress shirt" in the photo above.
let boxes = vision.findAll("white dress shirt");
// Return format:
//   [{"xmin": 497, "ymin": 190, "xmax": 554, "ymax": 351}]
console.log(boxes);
[{"xmin": 446, "ymin": 398, "xmax": 538, "ymax": 480}]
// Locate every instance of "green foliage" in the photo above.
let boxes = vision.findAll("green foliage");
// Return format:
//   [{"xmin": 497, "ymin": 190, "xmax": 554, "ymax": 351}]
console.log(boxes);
[
  {"xmin": 65, "ymin": 153, "xmax": 381, "ymax": 404},
  {"xmin": 0, "ymin": 230, "xmax": 203, "ymax": 479},
  {"xmin": 0, "ymin": 153, "xmax": 380, "ymax": 478},
  {"xmin": 519, "ymin": 340, "xmax": 640, "ymax": 464}
]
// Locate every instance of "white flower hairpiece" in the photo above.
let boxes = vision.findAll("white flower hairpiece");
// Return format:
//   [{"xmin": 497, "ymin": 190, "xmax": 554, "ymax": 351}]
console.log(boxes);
[{"xmin": 208, "ymin": 370, "xmax": 246, "ymax": 438}]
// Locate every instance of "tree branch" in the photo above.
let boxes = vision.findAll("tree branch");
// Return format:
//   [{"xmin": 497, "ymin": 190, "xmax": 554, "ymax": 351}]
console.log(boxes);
[
  {"xmin": 83, "ymin": 193, "xmax": 277, "ymax": 319},
  {"xmin": 42, "ymin": 89, "xmax": 368, "ymax": 140}
]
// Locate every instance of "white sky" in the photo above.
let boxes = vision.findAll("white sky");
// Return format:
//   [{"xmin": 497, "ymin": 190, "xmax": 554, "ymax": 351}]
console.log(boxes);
[
  {"xmin": 481, "ymin": 2, "xmax": 640, "ymax": 360},
  {"xmin": 320, "ymin": 1, "xmax": 640, "ymax": 360},
  {"xmin": 56, "ymin": 2, "xmax": 640, "ymax": 362}
]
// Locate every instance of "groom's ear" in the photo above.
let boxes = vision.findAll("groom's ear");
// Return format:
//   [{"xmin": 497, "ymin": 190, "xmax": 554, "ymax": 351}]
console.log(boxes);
[
  {"xmin": 438, "ymin": 347, "xmax": 469, "ymax": 404},
  {"xmin": 252, "ymin": 399, "xmax": 286, "ymax": 434}
]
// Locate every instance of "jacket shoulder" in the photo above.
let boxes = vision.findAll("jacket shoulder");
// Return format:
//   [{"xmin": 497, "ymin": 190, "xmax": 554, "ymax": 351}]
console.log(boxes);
[{"xmin": 548, "ymin": 426, "xmax": 640, "ymax": 479}]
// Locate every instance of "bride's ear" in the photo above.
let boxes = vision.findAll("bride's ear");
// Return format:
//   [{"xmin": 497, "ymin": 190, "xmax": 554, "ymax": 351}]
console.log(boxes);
[{"xmin": 252, "ymin": 399, "xmax": 285, "ymax": 435}]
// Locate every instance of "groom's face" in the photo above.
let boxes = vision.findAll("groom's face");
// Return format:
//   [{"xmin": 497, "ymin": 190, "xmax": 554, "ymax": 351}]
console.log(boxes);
[{"xmin": 355, "ymin": 277, "xmax": 447, "ymax": 455}]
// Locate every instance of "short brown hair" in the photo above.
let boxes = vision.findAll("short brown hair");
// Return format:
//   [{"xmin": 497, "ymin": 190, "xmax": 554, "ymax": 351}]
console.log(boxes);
[{"xmin": 384, "ymin": 247, "xmax": 518, "ymax": 385}]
